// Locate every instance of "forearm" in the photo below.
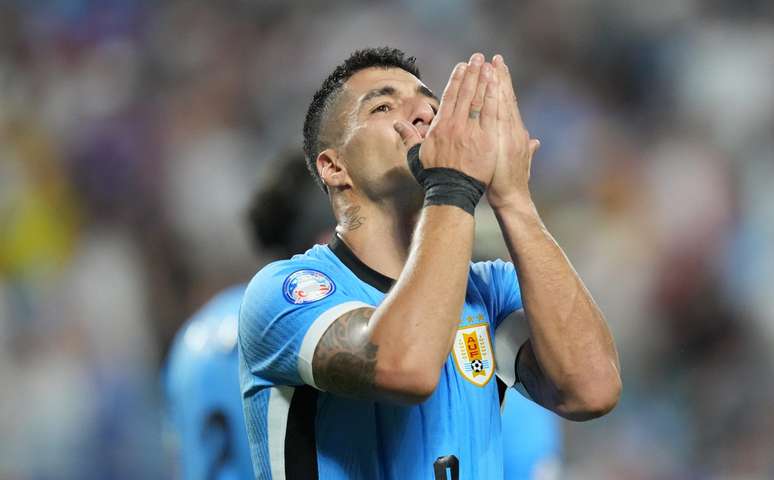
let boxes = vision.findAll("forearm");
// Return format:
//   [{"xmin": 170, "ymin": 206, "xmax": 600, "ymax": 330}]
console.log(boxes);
[
  {"xmin": 370, "ymin": 204, "xmax": 474, "ymax": 392},
  {"xmin": 495, "ymin": 197, "xmax": 621, "ymax": 417}
]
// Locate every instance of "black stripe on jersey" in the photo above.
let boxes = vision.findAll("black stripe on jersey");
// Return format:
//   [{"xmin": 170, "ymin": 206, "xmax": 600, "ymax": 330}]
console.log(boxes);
[
  {"xmin": 329, "ymin": 234, "xmax": 395, "ymax": 293},
  {"xmin": 497, "ymin": 377, "xmax": 507, "ymax": 406},
  {"xmin": 285, "ymin": 386, "xmax": 319, "ymax": 479}
]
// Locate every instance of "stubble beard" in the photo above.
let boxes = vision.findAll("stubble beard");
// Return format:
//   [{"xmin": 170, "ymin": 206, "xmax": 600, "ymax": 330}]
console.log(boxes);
[{"xmin": 363, "ymin": 165, "xmax": 424, "ymax": 217}]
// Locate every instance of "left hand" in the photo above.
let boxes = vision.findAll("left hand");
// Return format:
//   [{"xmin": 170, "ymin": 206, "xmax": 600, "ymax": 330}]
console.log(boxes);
[{"xmin": 486, "ymin": 55, "xmax": 541, "ymax": 209}]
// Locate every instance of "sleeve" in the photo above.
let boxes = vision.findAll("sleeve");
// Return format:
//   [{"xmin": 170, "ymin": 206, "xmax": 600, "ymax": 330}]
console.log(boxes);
[
  {"xmin": 238, "ymin": 260, "xmax": 374, "ymax": 390},
  {"xmin": 471, "ymin": 260, "xmax": 530, "ymax": 395},
  {"xmin": 470, "ymin": 259, "xmax": 523, "ymax": 327}
]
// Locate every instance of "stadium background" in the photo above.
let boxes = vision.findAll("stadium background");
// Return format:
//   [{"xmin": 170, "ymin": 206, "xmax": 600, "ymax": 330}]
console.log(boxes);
[{"xmin": 1, "ymin": 0, "xmax": 773, "ymax": 478}]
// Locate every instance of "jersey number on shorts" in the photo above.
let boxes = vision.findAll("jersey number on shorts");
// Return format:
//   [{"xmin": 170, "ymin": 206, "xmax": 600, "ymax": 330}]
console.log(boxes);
[{"xmin": 433, "ymin": 455, "xmax": 459, "ymax": 480}]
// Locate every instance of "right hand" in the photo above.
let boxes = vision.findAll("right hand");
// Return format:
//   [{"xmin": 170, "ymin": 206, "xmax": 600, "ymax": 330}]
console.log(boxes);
[{"xmin": 394, "ymin": 52, "xmax": 499, "ymax": 186}]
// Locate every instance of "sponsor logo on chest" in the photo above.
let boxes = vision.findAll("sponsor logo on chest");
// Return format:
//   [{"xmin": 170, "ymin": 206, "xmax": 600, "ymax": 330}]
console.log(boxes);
[{"xmin": 451, "ymin": 317, "xmax": 495, "ymax": 387}]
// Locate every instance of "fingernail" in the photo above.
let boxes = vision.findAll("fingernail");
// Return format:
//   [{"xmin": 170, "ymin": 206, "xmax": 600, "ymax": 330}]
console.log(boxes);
[
  {"xmin": 393, "ymin": 121, "xmax": 403, "ymax": 131},
  {"xmin": 493, "ymin": 54, "xmax": 503, "ymax": 64},
  {"xmin": 470, "ymin": 53, "xmax": 483, "ymax": 65}
]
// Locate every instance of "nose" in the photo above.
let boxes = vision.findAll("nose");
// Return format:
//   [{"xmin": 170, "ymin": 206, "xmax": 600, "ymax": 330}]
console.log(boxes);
[{"xmin": 410, "ymin": 101, "xmax": 435, "ymax": 138}]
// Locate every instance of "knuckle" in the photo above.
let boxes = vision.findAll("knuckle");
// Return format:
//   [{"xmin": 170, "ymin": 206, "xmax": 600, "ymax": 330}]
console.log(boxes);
[{"xmin": 462, "ymin": 70, "xmax": 476, "ymax": 80}]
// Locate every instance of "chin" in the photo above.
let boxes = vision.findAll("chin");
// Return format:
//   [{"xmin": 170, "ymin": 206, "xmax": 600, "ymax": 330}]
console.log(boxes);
[
  {"xmin": 366, "ymin": 166, "xmax": 424, "ymax": 210},
  {"xmin": 386, "ymin": 168, "xmax": 424, "ymax": 211}
]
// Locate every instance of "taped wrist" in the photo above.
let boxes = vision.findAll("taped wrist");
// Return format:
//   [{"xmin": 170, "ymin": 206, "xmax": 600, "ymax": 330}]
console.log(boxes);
[{"xmin": 406, "ymin": 144, "xmax": 486, "ymax": 216}]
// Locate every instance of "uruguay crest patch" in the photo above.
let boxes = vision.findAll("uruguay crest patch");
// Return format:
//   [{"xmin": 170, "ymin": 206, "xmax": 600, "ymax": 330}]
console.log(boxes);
[
  {"xmin": 452, "ymin": 322, "xmax": 495, "ymax": 387},
  {"xmin": 283, "ymin": 269, "xmax": 335, "ymax": 304}
]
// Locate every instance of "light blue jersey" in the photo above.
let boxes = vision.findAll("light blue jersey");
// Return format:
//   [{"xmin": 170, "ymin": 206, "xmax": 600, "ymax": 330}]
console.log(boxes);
[
  {"xmin": 164, "ymin": 285, "xmax": 254, "ymax": 480},
  {"xmin": 502, "ymin": 389, "xmax": 562, "ymax": 479},
  {"xmin": 239, "ymin": 236, "xmax": 526, "ymax": 479}
]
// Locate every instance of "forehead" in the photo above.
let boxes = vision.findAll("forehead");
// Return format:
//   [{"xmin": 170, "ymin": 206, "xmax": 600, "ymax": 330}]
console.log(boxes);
[{"xmin": 342, "ymin": 67, "xmax": 427, "ymax": 101}]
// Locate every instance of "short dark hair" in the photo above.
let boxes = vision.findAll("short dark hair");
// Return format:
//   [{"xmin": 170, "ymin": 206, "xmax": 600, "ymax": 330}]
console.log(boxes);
[
  {"xmin": 302, "ymin": 47, "xmax": 421, "ymax": 192},
  {"xmin": 246, "ymin": 149, "xmax": 334, "ymax": 257}
]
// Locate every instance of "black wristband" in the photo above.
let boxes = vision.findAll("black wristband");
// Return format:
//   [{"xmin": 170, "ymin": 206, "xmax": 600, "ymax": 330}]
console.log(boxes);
[{"xmin": 406, "ymin": 144, "xmax": 486, "ymax": 216}]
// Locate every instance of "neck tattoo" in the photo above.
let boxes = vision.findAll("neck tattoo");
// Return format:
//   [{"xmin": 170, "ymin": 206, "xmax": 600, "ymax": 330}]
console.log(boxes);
[{"xmin": 341, "ymin": 205, "xmax": 366, "ymax": 231}]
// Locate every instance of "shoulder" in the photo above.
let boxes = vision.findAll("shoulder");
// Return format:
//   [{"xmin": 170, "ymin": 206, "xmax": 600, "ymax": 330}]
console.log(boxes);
[
  {"xmin": 469, "ymin": 259, "xmax": 516, "ymax": 286},
  {"xmin": 468, "ymin": 259, "xmax": 522, "ymax": 322},
  {"xmin": 242, "ymin": 246, "xmax": 343, "ymax": 308},
  {"xmin": 165, "ymin": 284, "xmax": 245, "ymax": 388},
  {"xmin": 170, "ymin": 284, "xmax": 246, "ymax": 359}
]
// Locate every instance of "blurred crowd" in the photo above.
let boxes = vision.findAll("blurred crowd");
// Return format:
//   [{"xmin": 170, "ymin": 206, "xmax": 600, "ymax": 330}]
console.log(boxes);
[{"xmin": 1, "ymin": 0, "xmax": 772, "ymax": 478}]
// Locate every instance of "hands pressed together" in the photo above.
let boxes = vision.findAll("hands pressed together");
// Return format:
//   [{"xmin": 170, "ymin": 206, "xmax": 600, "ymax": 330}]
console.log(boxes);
[
  {"xmin": 394, "ymin": 52, "xmax": 541, "ymax": 210},
  {"xmin": 392, "ymin": 54, "xmax": 622, "ymax": 420}
]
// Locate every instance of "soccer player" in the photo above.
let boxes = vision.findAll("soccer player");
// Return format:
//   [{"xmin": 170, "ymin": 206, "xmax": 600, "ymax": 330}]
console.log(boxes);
[
  {"xmin": 164, "ymin": 153, "xmax": 333, "ymax": 480},
  {"xmin": 239, "ymin": 47, "xmax": 621, "ymax": 479},
  {"xmin": 164, "ymin": 285, "xmax": 253, "ymax": 480}
]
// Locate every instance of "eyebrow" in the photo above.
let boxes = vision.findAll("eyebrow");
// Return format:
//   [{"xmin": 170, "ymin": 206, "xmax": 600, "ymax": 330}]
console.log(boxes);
[
  {"xmin": 417, "ymin": 85, "xmax": 439, "ymax": 103},
  {"xmin": 359, "ymin": 84, "xmax": 439, "ymax": 110}
]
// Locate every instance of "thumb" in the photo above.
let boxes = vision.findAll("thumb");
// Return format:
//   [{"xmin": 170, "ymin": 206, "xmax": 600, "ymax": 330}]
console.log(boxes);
[
  {"xmin": 393, "ymin": 120, "xmax": 422, "ymax": 148},
  {"xmin": 529, "ymin": 138, "xmax": 541, "ymax": 156}
]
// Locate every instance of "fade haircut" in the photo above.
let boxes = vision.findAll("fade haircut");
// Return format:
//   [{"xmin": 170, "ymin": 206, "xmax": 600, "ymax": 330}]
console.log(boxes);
[{"xmin": 302, "ymin": 47, "xmax": 421, "ymax": 192}]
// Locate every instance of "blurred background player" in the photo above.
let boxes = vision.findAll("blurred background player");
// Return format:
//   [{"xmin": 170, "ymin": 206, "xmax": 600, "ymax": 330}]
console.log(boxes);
[{"xmin": 163, "ymin": 150, "xmax": 334, "ymax": 480}]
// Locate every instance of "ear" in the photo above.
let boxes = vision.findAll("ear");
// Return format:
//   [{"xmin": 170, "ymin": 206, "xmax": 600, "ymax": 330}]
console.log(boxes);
[{"xmin": 317, "ymin": 148, "xmax": 352, "ymax": 190}]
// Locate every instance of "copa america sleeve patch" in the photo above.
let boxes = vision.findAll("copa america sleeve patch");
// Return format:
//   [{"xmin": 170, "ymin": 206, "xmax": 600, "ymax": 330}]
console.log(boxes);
[{"xmin": 282, "ymin": 269, "xmax": 336, "ymax": 304}]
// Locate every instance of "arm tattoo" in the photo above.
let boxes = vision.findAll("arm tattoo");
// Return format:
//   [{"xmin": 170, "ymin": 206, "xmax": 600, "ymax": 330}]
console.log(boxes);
[
  {"xmin": 340, "ymin": 205, "xmax": 365, "ymax": 231},
  {"xmin": 313, "ymin": 307, "xmax": 378, "ymax": 397}
]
